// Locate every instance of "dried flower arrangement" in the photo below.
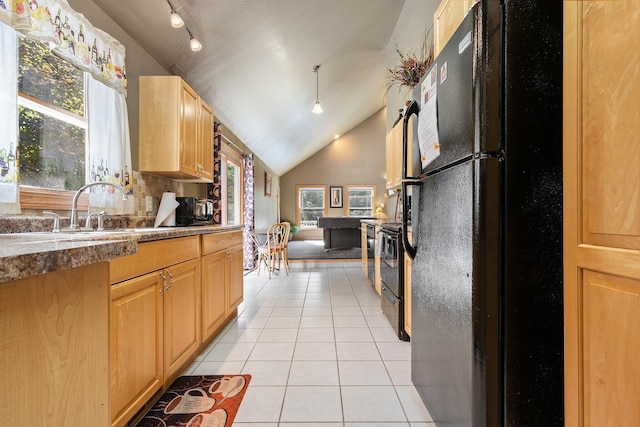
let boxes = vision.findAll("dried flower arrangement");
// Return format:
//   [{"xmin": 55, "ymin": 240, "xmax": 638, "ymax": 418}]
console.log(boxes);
[{"xmin": 385, "ymin": 32, "xmax": 434, "ymax": 93}]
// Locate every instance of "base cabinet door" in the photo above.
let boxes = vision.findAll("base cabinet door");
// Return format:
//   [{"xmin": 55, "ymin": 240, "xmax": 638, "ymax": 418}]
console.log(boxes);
[
  {"xmin": 110, "ymin": 272, "xmax": 163, "ymax": 427},
  {"xmin": 201, "ymin": 250, "xmax": 228, "ymax": 342},
  {"xmin": 374, "ymin": 226, "xmax": 382, "ymax": 294},
  {"xmin": 163, "ymin": 259, "xmax": 201, "ymax": 380},
  {"xmin": 227, "ymin": 243, "xmax": 244, "ymax": 313},
  {"xmin": 361, "ymin": 226, "xmax": 368, "ymax": 275},
  {"xmin": 404, "ymin": 231, "xmax": 412, "ymax": 338},
  {"xmin": 564, "ymin": 3, "xmax": 640, "ymax": 425}
]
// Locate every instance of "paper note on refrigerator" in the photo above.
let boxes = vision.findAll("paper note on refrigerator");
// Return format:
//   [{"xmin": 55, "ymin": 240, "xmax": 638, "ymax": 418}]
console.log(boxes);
[{"xmin": 418, "ymin": 64, "xmax": 440, "ymax": 170}]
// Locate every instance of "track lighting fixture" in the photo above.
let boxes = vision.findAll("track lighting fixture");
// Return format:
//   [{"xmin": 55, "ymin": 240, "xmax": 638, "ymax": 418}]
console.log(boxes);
[
  {"xmin": 312, "ymin": 65, "xmax": 323, "ymax": 114},
  {"xmin": 166, "ymin": 0, "xmax": 202, "ymax": 52}
]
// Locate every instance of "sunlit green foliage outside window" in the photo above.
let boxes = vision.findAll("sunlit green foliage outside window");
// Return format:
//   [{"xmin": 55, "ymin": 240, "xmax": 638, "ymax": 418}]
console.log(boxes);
[
  {"xmin": 348, "ymin": 188, "xmax": 374, "ymax": 216},
  {"xmin": 17, "ymin": 35, "xmax": 86, "ymax": 190},
  {"xmin": 299, "ymin": 188, "xmax": 324, "ymax": 227}
]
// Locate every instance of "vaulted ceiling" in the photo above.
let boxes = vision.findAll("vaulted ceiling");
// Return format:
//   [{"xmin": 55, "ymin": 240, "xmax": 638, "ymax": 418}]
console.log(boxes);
[{"xmin": 93, "ymin": 0, "xmax": 406, "ymax": 175}]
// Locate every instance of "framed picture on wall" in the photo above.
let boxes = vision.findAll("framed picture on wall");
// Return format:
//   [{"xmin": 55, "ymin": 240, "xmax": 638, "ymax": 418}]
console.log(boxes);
[
  {"xmin": 265, "ymin": 172, "xmax": 272, "ymax": 197},
  {"xmin": 330, "ymin": 186, "xmax": 343, "ymax": 208}
]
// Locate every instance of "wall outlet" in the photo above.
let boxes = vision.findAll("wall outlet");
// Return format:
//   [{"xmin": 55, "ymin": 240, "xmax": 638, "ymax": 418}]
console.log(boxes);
[{"xmin": 145, "ymin": 196, "xmax": 153, "ymax": 212}]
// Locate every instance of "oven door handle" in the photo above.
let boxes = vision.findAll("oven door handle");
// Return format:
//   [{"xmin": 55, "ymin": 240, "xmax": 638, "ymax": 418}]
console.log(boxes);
[{"xmin": 381, "ymin": 285, "xmax": 399, "ymax": 302}]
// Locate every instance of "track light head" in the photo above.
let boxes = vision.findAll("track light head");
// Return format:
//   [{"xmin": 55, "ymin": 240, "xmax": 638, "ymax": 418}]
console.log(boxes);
[{"xmin": 170, "ymin": 10, "xmax": 184, "ymax": 28}]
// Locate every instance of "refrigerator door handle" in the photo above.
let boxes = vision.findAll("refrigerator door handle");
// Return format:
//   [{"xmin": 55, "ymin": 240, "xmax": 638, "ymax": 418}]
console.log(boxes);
[{"xmin": 402, "ymin": 100, "xmax": 420, "ymax": 260}]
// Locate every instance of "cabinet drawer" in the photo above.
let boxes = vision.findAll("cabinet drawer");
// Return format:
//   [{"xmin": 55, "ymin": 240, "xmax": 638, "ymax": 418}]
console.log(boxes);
[
  {"xmin": 110, "ymin": 236, "xmax": 199, "ymax": 284},
  {"xmin": 201, "ymin": 231, "xmax": 243, "ymax": 255}
]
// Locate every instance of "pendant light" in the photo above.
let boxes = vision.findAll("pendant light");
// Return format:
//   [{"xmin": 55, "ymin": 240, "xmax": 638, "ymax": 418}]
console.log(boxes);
[{"xmin": 312, "ymin": 65, "xmax": 323, "ymax": 114}]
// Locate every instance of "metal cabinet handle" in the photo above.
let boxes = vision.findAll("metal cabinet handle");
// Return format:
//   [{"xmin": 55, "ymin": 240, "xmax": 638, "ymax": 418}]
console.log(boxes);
[
  {"xmin": 159, "ymin": 271, "xmax": 167, "ymax": 293},
  {"xmin": 166, "ymin": 269, "xmax": 174, "ymax": 290}
]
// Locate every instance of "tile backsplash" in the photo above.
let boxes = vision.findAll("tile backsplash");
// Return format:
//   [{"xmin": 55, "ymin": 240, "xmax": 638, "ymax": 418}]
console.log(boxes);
[
  {"xmin": 133, "ymin": 171, "xmax": 189, "ymax": 216},
  {"xmin": 15, "ymin": 171, "xmax": 200, "ymax": 218}
]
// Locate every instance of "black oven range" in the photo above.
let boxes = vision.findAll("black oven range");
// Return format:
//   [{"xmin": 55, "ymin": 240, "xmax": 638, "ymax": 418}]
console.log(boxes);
[{"xmin": 379, "ymin": 223, "xmax": 409, "ymax": 341}]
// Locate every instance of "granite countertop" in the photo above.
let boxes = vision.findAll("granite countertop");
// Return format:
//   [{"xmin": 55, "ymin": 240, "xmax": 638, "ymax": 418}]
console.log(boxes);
[
  {"xmin": 360, "ymin": 219, "xmax": 411, "ymax": 233},
  {"xmin": 360, "ymin": 219, "xmax": 400, "ymax": 226},
  {"xmin": 0, "ymin": 224, "xmax": 244, "ymax": 284}
]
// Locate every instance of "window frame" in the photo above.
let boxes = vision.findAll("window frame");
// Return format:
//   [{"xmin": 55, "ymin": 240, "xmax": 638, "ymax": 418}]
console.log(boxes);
[
  {"xmin": 221, "ymin": 143, "xmax": 244, "ymax": 226},
  {"xmin": 14, "ymin": 32, "xmax": 90, "ymax": 210},
  {"xmin": 295, "ymin": 185, "xmax": 327, "ymax": 229},
  {"xmin": 345, "ymin": 185, "xmax": 376, "ymax": 217}
]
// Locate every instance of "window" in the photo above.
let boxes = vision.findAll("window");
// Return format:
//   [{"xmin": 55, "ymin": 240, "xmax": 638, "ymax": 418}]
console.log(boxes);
[
  {"xmin": 221, "ymin": 145, "xmax": 243, "ymax": 225},
  {"xmin": 296, "ymin": 185, "xmax": 326, "ymax": 228},
  {"xmin": 346, "ymin": 186, "xmax": 375, "ymax": 216},
  {"xmin": 18, "ymin": 35, "xmax": 87, "ymax": 191}
]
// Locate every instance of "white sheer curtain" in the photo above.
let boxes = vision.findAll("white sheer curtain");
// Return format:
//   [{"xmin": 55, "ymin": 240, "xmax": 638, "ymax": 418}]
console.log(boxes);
[
  {"xmin": 87, "ymin": 77, "xmax": 133, "ymax": 214},
  {"xmin": 0, "ymin": 22, "xmax": 20, "ymax": 214}
]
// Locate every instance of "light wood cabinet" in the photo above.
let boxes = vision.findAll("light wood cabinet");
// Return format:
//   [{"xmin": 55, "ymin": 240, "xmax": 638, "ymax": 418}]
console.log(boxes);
[
  {"xmin": 386, "ymin": 117, "xmax": 413, "ymax": 189},
  {"xmin": 361, "ymin": 225, "xmax": 367, "ymax": 274},
  {"xmin": 404, "ymin": 231, "xmax": 412, "ymax": 338},
  {"xmin": 139, "ymin": 76, "xmax": 214, "ymax": 182},
  {"xmin": 385, "ymin": 130, "xmax": 395, "ymax": 188},
  {"xmin": 564, "ymin": 2, "xmax": 640, "ymax": 426},
  {"xmin": 201, "ymin": 249, "xmax": 227, "ymax": 342},
  {"xmin": 434, "ymin": 0, "xmax": 476, "ymax": 57},
  {"xmin": 201, "ymin": 231, "xmax": 244, "ymax": 342},
  {"xmin": 162, "ymin": 258, "xmax": 201, "ymax": 380},
  {"xmin": 227, "ymin": 243, "xmax": 244, "ymax": 313},
  {"xmin": 109, "ymin": 236, "xmax": 201, "ymax": 427},
  {"xmin": 110, "ymin": 272, "xmax": 163, "ymax": 427},
  {"xmin": 0, "ymin": 263, "xmax": 110, "ymax": 426},
  {"xmin": 374, "ymin": 225, "xmax": 381, "ymax": 294},
  {"xmin": 198, "ymin": 100, "xmax": 214, "ymax": 181}
]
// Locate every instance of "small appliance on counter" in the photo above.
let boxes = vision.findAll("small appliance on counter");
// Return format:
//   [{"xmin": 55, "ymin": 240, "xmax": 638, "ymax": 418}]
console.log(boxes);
[{"xmin": 175, "ymin": 197, "xmax": 214, "ymax": 226}]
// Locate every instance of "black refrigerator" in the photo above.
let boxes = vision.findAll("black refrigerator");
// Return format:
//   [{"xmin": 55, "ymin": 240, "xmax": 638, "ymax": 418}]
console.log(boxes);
[{"xmin": 401, "ymin": 2, "xmax": 563, "ymax": 426}]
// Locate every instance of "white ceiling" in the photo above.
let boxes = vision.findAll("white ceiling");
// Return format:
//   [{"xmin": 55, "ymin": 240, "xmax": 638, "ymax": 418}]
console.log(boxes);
[{"xmin": 93, "ymin": 0, "xmax": 406, "ymax": 176}]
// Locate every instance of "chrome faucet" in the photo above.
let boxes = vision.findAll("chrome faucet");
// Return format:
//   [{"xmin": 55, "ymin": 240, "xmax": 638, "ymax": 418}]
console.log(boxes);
[{"xmin": 69, "ymin": 182, "xmax": 128, "ymax": 229}]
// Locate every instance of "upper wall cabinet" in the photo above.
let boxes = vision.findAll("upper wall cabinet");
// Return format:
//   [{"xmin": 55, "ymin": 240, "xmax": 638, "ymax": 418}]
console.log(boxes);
[
  {"xmin": 434, "ymin": 0, "xmax": 477, "ymax": 57},
  {"xmin": 385, "ymin": 117, "xmax": 413, "ymax": 190},
  {"xmin": 139, "ymin": 76, "xmax": 214, "ymax": 182}
]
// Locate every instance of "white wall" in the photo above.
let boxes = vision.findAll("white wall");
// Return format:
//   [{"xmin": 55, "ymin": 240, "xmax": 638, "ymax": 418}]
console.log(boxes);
[
  {"xmin": 280, "ymin": 108, "xmax": 386, "ymax": 235},
  {"xmin": 385, "ymin": 0, "xmax": 439, "ymax": 133}
]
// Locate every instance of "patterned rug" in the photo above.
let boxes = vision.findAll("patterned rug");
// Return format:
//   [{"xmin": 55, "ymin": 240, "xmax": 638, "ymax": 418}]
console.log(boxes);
[{"xmin": 136, "ymin": 375, "xmax": 251, "ymax": 427}]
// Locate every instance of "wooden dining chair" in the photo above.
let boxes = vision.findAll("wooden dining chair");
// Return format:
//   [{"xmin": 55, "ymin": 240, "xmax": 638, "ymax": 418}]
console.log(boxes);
[
  {"xmin": 256, "ymin": 223, "xmax": 290, "ymax": 278},
  {"xmin": 280, "ymin": 222, "xmax": 291, "ymax": 273}
]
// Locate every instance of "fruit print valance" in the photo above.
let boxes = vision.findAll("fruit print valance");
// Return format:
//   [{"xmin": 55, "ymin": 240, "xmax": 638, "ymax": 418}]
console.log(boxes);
[{"xmin": 0, "ymin": 0, "xmax": 127, "ymax": 95}]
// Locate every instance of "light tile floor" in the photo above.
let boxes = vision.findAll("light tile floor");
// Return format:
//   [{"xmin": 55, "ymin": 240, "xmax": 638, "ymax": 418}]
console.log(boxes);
[{"xmin": 183, "ymin": 263, "xmax": 434, "ymax": 427}]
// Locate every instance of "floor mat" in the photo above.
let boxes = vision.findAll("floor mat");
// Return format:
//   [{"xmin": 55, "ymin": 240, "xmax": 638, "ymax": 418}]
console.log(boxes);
[{"xmin": 136, "ymin": 374, "xmax": 251, "ymax": 427}]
